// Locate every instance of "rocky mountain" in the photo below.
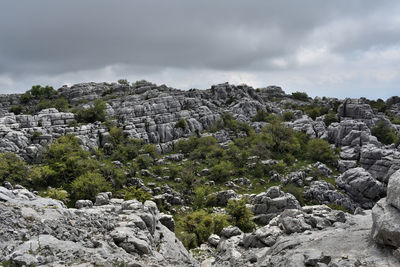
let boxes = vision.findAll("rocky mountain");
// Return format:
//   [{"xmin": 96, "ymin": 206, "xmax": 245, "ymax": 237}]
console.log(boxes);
[{"xmin": 1, "ymin": 81, "xmax": 400, "ymax": 266}]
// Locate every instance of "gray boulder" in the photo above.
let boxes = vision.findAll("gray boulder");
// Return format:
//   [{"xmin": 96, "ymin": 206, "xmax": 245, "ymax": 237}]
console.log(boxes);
[
  {"xmin": 220, "ymin": 226, "xmax": 243, "ymax": 238},
  {"xmin": 304, "ymin": 180, "xmax": 358, "ymax": 212},
  {"xmin": 252, "ymin": 187, "xmax": 301, "ymax": 224},
  {"xmin": 387, "ymin": 170, "xmax": 400, "ymax": 209},
  {"xmin": 371, "ymin": 198, "xmax": 400, "ymax": 248},
  {"xmin": 75, "ymin": 199, "xmax": 93, "ymax": 209},
  {"xmin": 336, "ymin": 167, "xmax": 384, "ymax": 208},
  {"xmin": 95, "ymin": 192, "xmax": 112, "ymax": 206}
]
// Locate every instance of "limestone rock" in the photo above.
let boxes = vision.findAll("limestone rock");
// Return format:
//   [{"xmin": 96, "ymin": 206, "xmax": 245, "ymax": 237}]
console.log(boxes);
[{"xmin": 336, "ymin": 167, "xmax": 384, "ymax": 208}]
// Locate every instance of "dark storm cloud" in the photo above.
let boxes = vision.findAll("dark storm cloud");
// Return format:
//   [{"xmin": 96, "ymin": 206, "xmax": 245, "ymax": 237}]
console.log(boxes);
[{"xmin": 0, "ymin": 0, "xmax": 399, "ymax": 97}]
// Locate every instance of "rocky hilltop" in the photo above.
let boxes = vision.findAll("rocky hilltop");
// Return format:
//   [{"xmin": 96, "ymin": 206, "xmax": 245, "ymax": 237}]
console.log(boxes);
[{"xmin": 1, "ymin": 81, "xmax": 400, "ymax": 266}]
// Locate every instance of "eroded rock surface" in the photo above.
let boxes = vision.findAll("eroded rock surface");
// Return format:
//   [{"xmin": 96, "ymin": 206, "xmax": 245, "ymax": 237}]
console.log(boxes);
[{"xmin": 0, "ymin": 186, "xmax": 197, "ymax": 266}]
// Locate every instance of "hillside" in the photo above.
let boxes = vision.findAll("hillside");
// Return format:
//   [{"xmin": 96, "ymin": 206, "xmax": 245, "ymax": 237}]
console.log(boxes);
[{"xmin": 1, "ymin": 81, "xmax": 400, "ymax": 266}]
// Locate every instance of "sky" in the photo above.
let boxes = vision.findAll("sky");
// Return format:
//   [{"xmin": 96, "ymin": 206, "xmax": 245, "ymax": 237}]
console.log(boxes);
[{"xmin": 0, "ymin": 0, "xmax": 400, "ymax": 99}]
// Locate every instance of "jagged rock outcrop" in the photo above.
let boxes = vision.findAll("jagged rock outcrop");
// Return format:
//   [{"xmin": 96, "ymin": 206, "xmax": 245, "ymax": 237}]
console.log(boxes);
[
  {"xmin": 0, "ymin": 186, "xmax": 197, "ymax": 266},
  {"xmin": 336, "ymin": 167, "xmax": 385, "ymax": 208},
  {"xmin": 251, "ymin": 186, "xmax": 301, "ymax": 224},
  {"xmin": 360, "ymin": 144, "xmax": 400, "ymax": 183},
  {"xmin": 288, "ymin": 116, "xmax": 328, "ymax": 139},
  {"xmin": 337, "ymin": 98, "xmax": 375, "ymax": 122},
  {"xmin": 304, "ymin": 180, "xmax": 359, "ymax": 212}
]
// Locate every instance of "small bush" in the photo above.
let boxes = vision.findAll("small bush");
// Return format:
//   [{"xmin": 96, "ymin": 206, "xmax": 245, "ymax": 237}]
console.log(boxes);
[
  {"xmin": 226, "ymin": 199, "xmax": 255, "ymax": 232},
  {"xmin": 252, "ymin": 109, "xmax": 269, "ymax": 122},
  {"xmin": 76, "ymin": 99, "xmax": 107, "ymax": 123},
  {"xmin": 305, "ymin": 139, "xmax": 338, "ymax": 166},
  {"xmin": 324, "ymin": 112, "xmax": 339, "ymax": 126},
  {"xmin": 372, "ymin": 120, "xmax": 399, "ymax": 145},
  {"xmin": 0, "ymin": 152, "xmax": 29, "ymax": 185},
  {"xmin": 283, "ymin": 183, "xmax": 305, "ymax": 206},
  {"xmin": 175, "ymin": 118, "xmax": 187, "ymax": 130},
  {"xmin": 118, "ymin": 79, "xmax": 129, "ymax": 85},
  {"xmin": 175, "ymin": 210, "xmax": 230, "ymax": 249},
  {"xmin": 210, "ymin": 161, "xmax": 234, "ymax": 182},
  {"xmin": 119, "ymin": 186, "xmax": 152, "ymax": 202},
  {"xmin": 70, "ymin": 172, "xmax": 112, "ymax": 201},
  {"xmin": 291, "ymin": 91, "xmax": 309, "ymax": 101},
  {"xmin": 8, "ymin": 105, "xmax": 24, "ymax": 115},
  {"xmin": 282, "ymin": 111, "xmax": 295, "ymax": 121},
  {"xmin": 135, "ymin": 155, "xmax": 153, "ymax": 169},
  {"xmin": 39, "ymin": 187, "xmax": 70, "ymax": 203}
]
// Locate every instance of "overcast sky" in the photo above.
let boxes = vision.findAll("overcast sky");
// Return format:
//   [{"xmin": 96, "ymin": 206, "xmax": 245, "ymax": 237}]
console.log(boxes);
[{"xmin": 1, "ymin": 1, "xmax": 399, "ymax": 99}]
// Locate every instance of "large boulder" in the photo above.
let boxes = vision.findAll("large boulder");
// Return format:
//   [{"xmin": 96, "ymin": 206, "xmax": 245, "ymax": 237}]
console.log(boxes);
[
  {"xmin": 251, "ymin": 186, "xmax": 301, "ymax": 224},
  {"xmin": 336, "ymin": 167, "xmax": 384, "ymax": 208},
  {"xmin": 387, "ymin": 170, "xmax": 400, "ymax": 209},
  {"xmin": 372, "ymin": 170, "xmax": 400, "ymax": 248},
  {"xmin": 337, "ymin": 98, "xmax": 374, "ymax": 121},
  {"xmin": 304, "ymin": 180, "xmax": 358, "ymax": 212}
]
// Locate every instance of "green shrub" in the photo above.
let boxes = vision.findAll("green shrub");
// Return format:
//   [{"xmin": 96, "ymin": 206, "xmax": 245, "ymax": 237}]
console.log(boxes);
[
  {"xmin": 291, "ymin": 91, "xmax": 309, "ymax": 101},
  {"xmin": 32, "ymin": 131, "xmax": 42, "ymax": 140},
  {"xmin": 111, "ymin": 138, "xmax": 142, "ymax": 162},
  {"xmin": 323, "ymin": 112, "xmax": 339, "ymax": 126},
  {"xmin": 42, "ymin": 134, "xmax": 92, "ymax": 186},
  {"xmin": 210, "ymin": 161, "xmax": 234, "ymax": 182},
  {"xmin": 391, "ymin": 116, "xmax": 400, "ymax": 125},
  {"xmin": 262, "ymin": 122, "xmax": 300, "ymax": 157},
  {"xmin": 70, "ymin": 172, "xmax": 112, "ymax": 201},
  {"xmin": 109, "ymin": 127, "xmax": 125, "ymax": 146},
  {"xmin": 76, "ymin": 99, "xmax": 107, "ymax": 123},
  {"xmin": 209, "ymin": 113, "xmax": 253, "ymax": 136},
  {"xmin": 118, "ymin": 79, "xmax": 129, "ymax": 85},
  {"xmin": 369, "ymin": 99, "xmax": 387, "ymax": 113},
  {"xmin": 175, "ymin": 210, "xmax": 229, "ymax": 249},
  {"xmin": 305, "ymin": 139, "xmax": 338, "ymax": 166},
  {"xmin": 226, "ymin": 143, "xmax": 249, "ymax": 168},
  {"xmin": 135, "ymin": 155, "xmax": 153, "ymax": 169},
  {"xmin": 175, "ymin": 118, "xmax": 188, "ymax": 130},
  {"xmin": 0, "ymin": 152, "xmax": 29, "ymax": 185},
  {"xmin": 119, "ymin": 186, "xmax": 152, "ymax": 202},
  {"xmin": 226, "ymin": 199, "xmax": 255, "ymax": 232},
  {"xmin": 282, "ymin": 111, "xmax": 295, "ymax": 121},
  {"xmin": 372, "ymin": 120, "xmax": 399, "ymax": 145},
  {"xmin": 39, "ymin": 187, "xmax": 70, "ymax": 203},
  {"xmin": 168, "ymin": 164, "xmax": 182, "ymax": 179},
  {"xmin": 252, "ymin": 109, "xmax": 269, "ymax": 122},
  {"xmin": 283, "ymin": 183, "xmax": 305, "ymax": 205},
  {"xmin": 30, "ymin": 85, "xmax": 56, "ymax": 98},
  {"xmin": 20, "ymin": 85, "xmax": 56, "ymax": 104},
  {"xmin": 8, "ymin": 105, "xmax": 24, "ymax": 115},
  {"xmin": 140, "ymin": 143, "xmax": 158, "ymax": 159}
]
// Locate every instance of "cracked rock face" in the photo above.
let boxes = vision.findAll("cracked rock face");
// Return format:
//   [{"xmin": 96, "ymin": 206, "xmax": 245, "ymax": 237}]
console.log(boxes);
[
  {"xmin": 0, "ymin": 186, "xmax": 197, "ymax": 266},
  {"xmin": 372, "ymin": 170, "xmax": 400, "ymax": 251},
  {"xmin": 336, "ymin": 167, "xmax": 385, "ymax": 209}
]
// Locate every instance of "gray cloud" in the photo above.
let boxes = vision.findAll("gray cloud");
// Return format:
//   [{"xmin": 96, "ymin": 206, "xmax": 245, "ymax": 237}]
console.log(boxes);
[{"xmin": 0, "ymin": 0, "xmax": 399, "ymax": 98}]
